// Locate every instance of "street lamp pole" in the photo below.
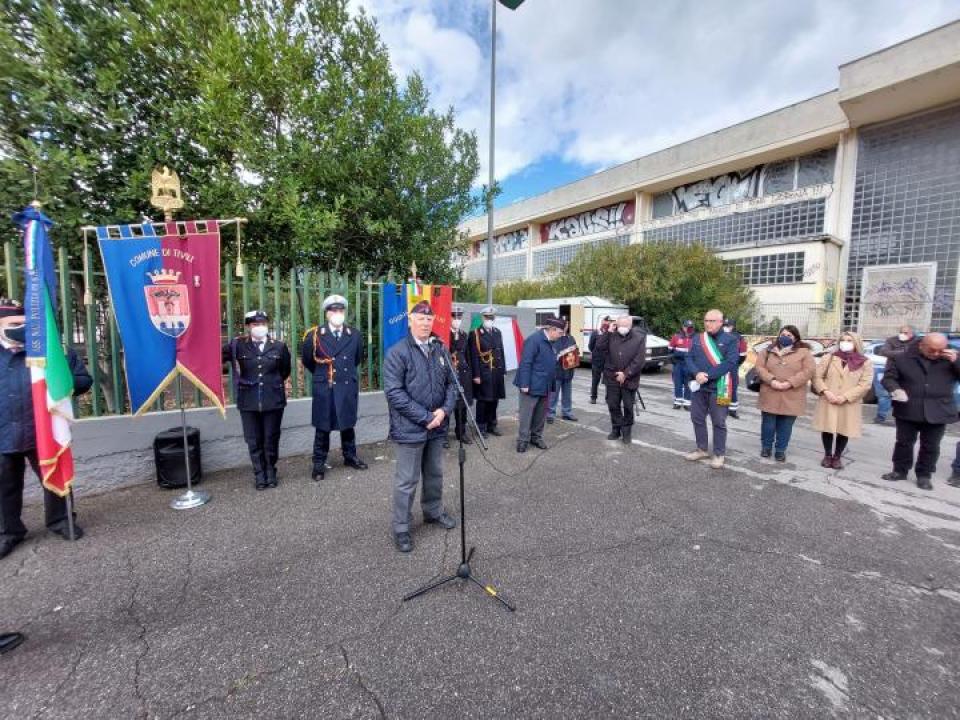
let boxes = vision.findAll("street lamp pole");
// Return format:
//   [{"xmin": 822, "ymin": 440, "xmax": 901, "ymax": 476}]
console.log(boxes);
[{"xmin": 484, "ymin": 0, "xmax": 497, "ymax": 305}]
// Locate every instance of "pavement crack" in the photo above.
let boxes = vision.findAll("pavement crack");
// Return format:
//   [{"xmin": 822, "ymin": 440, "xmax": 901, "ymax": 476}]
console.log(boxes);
[
  {"xmin": 121, "ymin": 553, "xmax": 150, "ymax": 720},
  {"xmin": 12, "ymin": 540, "xmax": 40, "ymax": 578},
  {"xmin": 339, "ymin": 642, "xmax": 387, "ymax": 719},
  {"xmin": 29, "ymin": 643, "xmax": 86, "ymax": 720}
]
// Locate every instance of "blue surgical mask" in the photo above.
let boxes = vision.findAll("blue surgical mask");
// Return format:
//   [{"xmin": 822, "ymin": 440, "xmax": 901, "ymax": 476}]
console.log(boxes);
[
  {"xmin": 4, "ymin": 324, "xmax": 26, "ymax": 344},
  {"xmin": 778, "ymin": 335, "xmax": 794, "ymax": 348}
]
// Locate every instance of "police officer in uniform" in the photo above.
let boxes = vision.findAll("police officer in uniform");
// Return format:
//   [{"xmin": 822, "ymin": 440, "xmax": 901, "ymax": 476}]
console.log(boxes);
[
  {"xmin": 469, "ymin": 306, "xmax": 506, "ymax": 437},
  {"xmin": 301, "ymin": 295, "xmax": 368, "ymax": 481},
  {"xmin": 445, "ymin": 305, "xmax": 473, "ymax": 448},
  {"xmin": 225, "ymin": 310, "xmax": 291, "ymax": 490}
]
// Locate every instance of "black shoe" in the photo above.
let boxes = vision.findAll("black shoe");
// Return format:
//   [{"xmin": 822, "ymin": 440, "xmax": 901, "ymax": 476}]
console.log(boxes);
[
  {"xmin": 621, "ymin": 430, "xmax": 632, "ymax": 445},
  {"xmin": 312, "ymin": 467, "xmax": 325, "ymax": 482},
  {"xmin": 424, "ymin": 512, "xmax": 457, "ymax": 530},
  {"xmin": 882, "ymin": 471, "xmax": 907, "ymax": 482},
  {"xmin": 394, "ymin": 532, "xmax": 413, "ymax": 553},
  {"xmin": 673, "ymin": 403, "xmax": 681, "ymax": 410},
  {"xmin": 344, "ymin": 457, "xmax": 368, "ymax": 471},
  {"xmin": 48, "ymin": 522, "xmax": 84, "ymax": 541},
  {"xmin": 462, "ymin": 434, "xmax": 473, "ymax": 445},
  {"xmin": 874, "ymin": 417, "xmax": 888, "ymax": 424},
  {"xmin": 607, "ymin": 429, "xmax": 620, "ymax": 440},
  {"xmin": 590, "ymin": 398, "xmax": 597, "ymax": 405},
  {"xmin": 530, "ymin": 438, "xmax": 548, "ymax": 450},
  {"xmin": 516, "ymin": 442, "xmax": 528, "ymax": 453},
  {"xmin": 487, "ymin": 427, "xmax": 503, "ymax": 437},
  {"xmin": 916, "ymin": 475, "xmax": 933, "ymax": 490},
  {"xmin": 760, "ymin": 447, "xmax": 772, "ymax": 458},
  {"xmin": 729, "ymin": 410, "xmax": 739, "ymax": 419},
  {"xmin": 683, "ymin": 406, "xmax": 690, "ymax": 412},
  {"xmin": 774, "ymin": 451, "xmax": 786, "ymax": 462},
  {"xmin": 546, "ymin": 416, "xmax": 555, "ymax": 424},
  {"xmin": 255, "ymin": 475, "xmax": 268, "ymax": 490},
  {"xmin": 948, "ymin": 474, "xmax": 960, "ymax": 488},
  {"xmin": 563, "ymin": 415, "xmax": 578, "ymax": 422},
  {"xmin": 0, "ymin": 632, "xmax": 25, "ymax": 655},
  {"xmin": 267, "ymin": 469, "xmax": 278, "ymax": 488},
  {"xmin": 0, "ymin": 537, "xmax": 23, "ymax": 560}
]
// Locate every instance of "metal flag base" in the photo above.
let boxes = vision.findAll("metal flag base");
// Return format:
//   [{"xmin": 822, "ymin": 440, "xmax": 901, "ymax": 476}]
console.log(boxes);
[{"xmin": 169, "ymin": 374, "xmax": 211, "ymax": 511}]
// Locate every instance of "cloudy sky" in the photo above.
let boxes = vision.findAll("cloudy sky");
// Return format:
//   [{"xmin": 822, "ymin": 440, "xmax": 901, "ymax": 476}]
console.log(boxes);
[{"xmin": 347, "ymin": 0, "xmax": 960, "ymax": 210}]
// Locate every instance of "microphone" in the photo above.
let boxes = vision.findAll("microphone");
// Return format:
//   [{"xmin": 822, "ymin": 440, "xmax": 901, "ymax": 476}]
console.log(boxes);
[{"xmin": 428, "ymin": 336, "xmax": 441, "ymax": 346}]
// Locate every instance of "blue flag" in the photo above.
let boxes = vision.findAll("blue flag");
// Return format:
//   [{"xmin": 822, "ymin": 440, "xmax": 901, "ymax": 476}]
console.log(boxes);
[{"xmin": 381, "ymin": 283, "xmax": 409, "ymax": 357}]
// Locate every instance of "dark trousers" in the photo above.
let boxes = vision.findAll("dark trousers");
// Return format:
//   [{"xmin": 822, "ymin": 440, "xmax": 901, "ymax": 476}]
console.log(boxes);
[
  {"xmin": 893, "ymin": 419, "xmax": 946, "ymax": 477},
  {"xmin": 392, "ymin": 437, "xmax": 445, "ymax": 534},
  {"xmin": 671, "ymin": 360, "xmax": 691, "ymax": 406},
  {"xmin": 590, "ymin": 362, "xmax": 604, "ymax": 401},
  {"xmin": 605, "ymin": 382, "xmax": 636, "ymax": 429},
  {"xmin": 475, "ymin": 399, "xmax": 499, "ymax": 431},
  {"xmin": 1, "ymin": 451, "xmax": 70, "ymax": 540},
  {"xmin": 454, "ymin": 398, "xmax": 471, "ymax": 440},
  {"xmin": 690, "ymin": 388, "xmax": 728, "ymax": 456},
  {"xmin": 240, "ymin": 408, "xmax": 284, "ymax": 479},
  {"xmin": 760, "ymin": 412, "xmax": 796, "ymax": 453},
  {"xmin": 518, "ymin": 392, "xmax": 549, "ymax": 443},
  {"xmin": 313, "ymin": 427, "xmax": 358, "ymax": 468}
]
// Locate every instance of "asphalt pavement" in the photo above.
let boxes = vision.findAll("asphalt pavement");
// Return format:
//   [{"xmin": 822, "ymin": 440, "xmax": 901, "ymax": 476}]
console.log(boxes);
[{"xmin": 3, "ymin": 370, "xmax": 960, "ymax": 719}]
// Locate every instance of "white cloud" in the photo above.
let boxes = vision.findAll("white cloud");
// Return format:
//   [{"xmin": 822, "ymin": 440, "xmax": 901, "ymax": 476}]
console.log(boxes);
[{"xmin": 352, "ymin": 0, "xmax": 960, "ymax": 187}]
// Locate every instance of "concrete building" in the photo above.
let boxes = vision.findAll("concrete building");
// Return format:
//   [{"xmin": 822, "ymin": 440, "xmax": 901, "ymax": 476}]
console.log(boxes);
[{"xmin": 459, "ymin": 21, "xmax": 960, "ymax": 338}]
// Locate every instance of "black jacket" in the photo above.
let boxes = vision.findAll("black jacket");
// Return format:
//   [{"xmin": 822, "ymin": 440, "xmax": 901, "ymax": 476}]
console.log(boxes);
[
  {"xmin": 468, "ymin": 326, "xmax": 506, "ymax": 401},
  {"xmin": 882, "ymin": 344, "xmax": 960, "ymax": 424},
  {"xmin": 588, "ymin": 331, "xmax": 607, "ymax": 368},
  {"xmin": 449, "ymin": 328, "xmax": 473, "ymax": 404},
  {"xmin": 384, "ymin": 334, "xmax": 457, "ymax": 444},
  {"xmin": 0, "ymin": 345, "xmax": 92, "ymax": 454},
  {"xmin": 301, "ymin": 324, "xmax": 364, "ymax": 430},
  {"xmin": 596, "ymin": 329, "xmax": 646, "ymax": 390},
  {"xmin": 877, "ymin": 335, "xmax": 916, "ymax": 359},
  {"xmin": 552, "ymin": 334, "xmax": 578, "ymax": 382},
  {"xmin": 223, "ymin": 337, "xmax": 291, "ymax": 412},
  {"xmin": 514, "ymin": 329, "xmax": 559, "ymax": 397}
]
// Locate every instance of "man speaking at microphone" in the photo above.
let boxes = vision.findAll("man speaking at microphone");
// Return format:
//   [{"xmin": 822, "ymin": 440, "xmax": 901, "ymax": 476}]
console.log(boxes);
[{"xmin": 383, "ymin": 301, "xmax": 458, "ymax": 553}]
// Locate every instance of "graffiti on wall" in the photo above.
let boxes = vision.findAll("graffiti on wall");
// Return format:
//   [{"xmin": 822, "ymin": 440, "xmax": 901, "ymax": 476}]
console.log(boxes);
[
  {"xmin": 540, "ymin": 200, "xmax": 635, "ymax": 244},
  {"xmin": 670, "ymin": 167, "xmax": 764, "ymax": 214},
  {"xmin": 474, "ymin": 227, "xmax": 530, "ymax": 258},
  {"xmin": 859, "ymin": 264, "xmax": 937, "ymax": 337}
]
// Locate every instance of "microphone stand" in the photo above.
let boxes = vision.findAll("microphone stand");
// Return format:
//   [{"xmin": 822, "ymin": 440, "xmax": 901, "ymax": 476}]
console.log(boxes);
[{"xmin": 402, "ymin": 336, "xmax": 515, "ymax": 612}]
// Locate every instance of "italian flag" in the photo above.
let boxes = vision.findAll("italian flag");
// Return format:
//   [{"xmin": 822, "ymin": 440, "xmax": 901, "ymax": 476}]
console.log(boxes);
[
  {"xmin": 19, "ymin": 208, "xmax": 75, "ymax": 496},
  {"xmin": 469, "ymin": 314, "xmax": 524, "ymax": 371}
]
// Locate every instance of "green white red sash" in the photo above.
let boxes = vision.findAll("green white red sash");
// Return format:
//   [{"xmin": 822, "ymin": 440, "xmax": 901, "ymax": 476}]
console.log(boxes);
[{"xmin": 701, "ymin": 332, "xmax": 733, "ymax": 406}]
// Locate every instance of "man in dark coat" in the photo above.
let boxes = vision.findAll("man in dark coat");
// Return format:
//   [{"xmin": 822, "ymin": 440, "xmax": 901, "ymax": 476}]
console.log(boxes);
[
  {"xmin": 0, "ymin": 299, "xmax": 92, "ymax": 560},
  {"xmin": 595, "ymin": 315, "xmax": 646, "ymax": 445},
  {"xmin": 514, "ymin": 316, "xmax": 565, "ymax": 453},
  {"xmin": 383, "ymin": 301, "xmax": 458, "ymax": 553},
  {"xmin": 548, "ymin": 319, "xmax": 578, "ymax": 423},
  {"xmin": 873, "ymin": 324, "xmax": 916, "ymax": 424},
  {"xmin": 301, "ymin": 294, "xmax": 368, "ymax": 482},
  {"xmin": 587, "ymin": 316, "xmax": 611, "ymax": 404},
  {"xmin": 469, "ymin": 306, "xmax": 506, "ymax": 437},
  {"xmin": 881, "ymin": 333, "xmax": 960, "ymax": 489},
  {"xmin": 445, "ymin": 305, "xmax": 473, "ymax": 448},
  {"xmin": 224, "ymin": 309, "xmax": 291, "ymax": 489}
]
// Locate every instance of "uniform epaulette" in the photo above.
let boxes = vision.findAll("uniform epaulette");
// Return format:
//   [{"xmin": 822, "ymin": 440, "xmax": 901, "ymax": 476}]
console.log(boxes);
[{"xmin": 302, "ymin": 325, "xmax": 318, "ymax": 341}]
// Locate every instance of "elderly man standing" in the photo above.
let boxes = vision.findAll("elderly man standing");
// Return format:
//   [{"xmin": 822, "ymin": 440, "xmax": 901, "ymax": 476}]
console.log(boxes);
[
  {"xmin": 383, "ymin": 301, "xmax": 458, "ymax": 553},
  {"xmin": 881, "ymin": 332, "xmax": 960, "ymax": 490},
  {"xmin": 469, "ymin": 306, "xmax": 506, "ymax": 437},
  {"xmin": 684, "ymin": 309, "xmax": 739, "ymax": 469},
  {"xmin": 514, "ymin": 316, "xmax": 565, "ymax": 453},
  {"xmin": 873, "ymin": 324, "xmax": 916, "ymax": 424},
  {"xmin": 595, "ymin": 315, "xmax": 646, "ymax": 444}
]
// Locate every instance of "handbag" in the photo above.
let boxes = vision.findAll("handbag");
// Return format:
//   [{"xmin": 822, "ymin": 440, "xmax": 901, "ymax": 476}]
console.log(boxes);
[{"xmin": 746, "ymin": 350, "xmax": 768, "ymax": 392}]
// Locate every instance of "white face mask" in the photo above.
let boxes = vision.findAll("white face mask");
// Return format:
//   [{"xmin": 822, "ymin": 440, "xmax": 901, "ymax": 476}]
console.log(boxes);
[
  {"xmin": 898, "ymin": 333, "xmax": 909, "ymax": 342},
  {"xmin": 617, "ymin": 326, "xmax": 630, "ymax": 336},
  {"xmin": 839, "ymin": 341, "xmax": 854, "ymax": 353},
  {"xmin": 328, "ymin": 312, "xmax": 345, "ymax": 328},
  {"xmin": 723, "ymin": 326, "xmax": 732, "ymax": 334},
  {"xmin": 451, "ymin": 318, "xmax": 462, "ymax": 330},
  {"xmin": 483, "ymin": 319, "xmax": 495, "ymax": 330},
  {"xmin": 250, "ymin": 325, "xmax": 268, "ymax": 340}
]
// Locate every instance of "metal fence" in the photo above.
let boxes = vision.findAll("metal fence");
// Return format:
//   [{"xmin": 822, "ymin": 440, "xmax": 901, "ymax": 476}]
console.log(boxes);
[
  {"xmin": 2, "ymin": 241, "xmax": 390, "ymax": 418},
  {"xmin": 745, "ymin": 302, "xmax": 841, "ymax": 339}
]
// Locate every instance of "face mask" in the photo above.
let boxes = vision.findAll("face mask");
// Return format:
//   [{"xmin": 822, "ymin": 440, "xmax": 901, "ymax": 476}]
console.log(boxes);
[
  {"xmin": 328, "ymin": 312, "xmax": 345, "ymax": 328},
  {"xmin": 684, "ymin": 327, "xmax": 694, "ymax": 335},
  {"xmin": 451, "ymin": 318, "xmax": 462, "ymax": 330},
  {"xmin": 723, "ymin": 326, "xmax": 732, "ymax": 334},
  {"xmin": 250, "ymin": 325, "xmax": 268, "ymax": 340},
  {"xmin": 617, "ymin": 326, "xmax": 629, "ymax": 336},
  {"xmin": 898, "ymin": 333, "xmax": 909, "ymax": 342},
  {"xmin": 778, "ymin": 335, "xmax": 794, "ymax": 348},
  {"xmin": 483, "ymin": 319, "xmax": 495, "ymax": 330},
  {"xmin": 839, "ymin": 341, "xmax": 854, "ymax": 353}
]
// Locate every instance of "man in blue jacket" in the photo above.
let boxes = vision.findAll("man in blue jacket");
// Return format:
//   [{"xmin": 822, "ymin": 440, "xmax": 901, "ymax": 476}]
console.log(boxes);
[
  {"xmin": 1, "ymin": 299, "xmax": 92, "ymax": 560},
  {"xmin": 684, "ymin": 308, "xmax": 739, "ymax": 469},
  {"xmin": 383, "ymin": 301, "xmax": 458, "ymax": 553},
  {"xmin": 514, "ymin": 316, "xmax": 565, "ymax": 453}
]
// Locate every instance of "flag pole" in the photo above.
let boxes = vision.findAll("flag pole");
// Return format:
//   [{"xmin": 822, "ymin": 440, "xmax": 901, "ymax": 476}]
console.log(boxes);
[
  {"xmin": 170, "ymin": 373, "xmax": 209, "ymax": 510},
  {"xmin": 484, "ymin": 0, "xmax": 497, "ymax": 305},
  {"xmin": 65, "ymin": 492, "xmax": 76, "ymax": 541}
]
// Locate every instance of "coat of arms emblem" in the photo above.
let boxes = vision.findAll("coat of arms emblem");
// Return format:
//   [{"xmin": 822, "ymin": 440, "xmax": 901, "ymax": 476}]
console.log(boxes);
[{"xmin": 144, "ymin": 269, "xmax": 191, "ymax": 338}]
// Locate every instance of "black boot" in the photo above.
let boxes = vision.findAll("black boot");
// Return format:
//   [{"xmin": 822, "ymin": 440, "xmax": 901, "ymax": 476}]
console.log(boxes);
[
  {"xmin": 621, "ymin": 427, "xmax": 632, "ymax": 445},
  {"xmin": 312, "ymin": 457, "xmax": 327, "ymax": 482},
  {"xmin": 265, "ymin": 464, "xmax": 278, "ymax": 488},
  {"xmin": 607, "ymin": 427, "xmax": 620, "ymax": 441},
  {"xmin": 251, "ymin": 453, "xmax": 267, "ymax": 490}
]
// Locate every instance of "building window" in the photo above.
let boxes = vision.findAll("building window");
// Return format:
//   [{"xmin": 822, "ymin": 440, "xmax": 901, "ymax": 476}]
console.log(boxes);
[
  {"xmin": 532, "ymin": 234, "xmax": 630, "ymax": 275},
  {"xmin": 726, "ymin": 251, "xmax": 806, "ymax": 285}
]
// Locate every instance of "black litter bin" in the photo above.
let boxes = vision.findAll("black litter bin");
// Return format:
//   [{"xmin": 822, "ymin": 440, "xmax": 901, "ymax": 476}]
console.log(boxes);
[{"xmin": 154, "ymin": 426, "xmax": 202, "ymax": 489}]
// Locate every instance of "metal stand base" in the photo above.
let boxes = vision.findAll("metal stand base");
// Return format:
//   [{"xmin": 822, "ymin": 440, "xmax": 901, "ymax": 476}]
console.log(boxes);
[
  {"xmin": 170, "ymin": 488, "xmax": 211, "ymax": 510},
  {"xmin": 403, "ymin": 546, "xmax": 514, "ymax": 611}
]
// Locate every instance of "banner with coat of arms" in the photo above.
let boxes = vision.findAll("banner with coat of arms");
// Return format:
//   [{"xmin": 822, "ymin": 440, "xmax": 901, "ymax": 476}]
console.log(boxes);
[{"xmin": 97, "ymin": 220, "xmax": 225, "ymax": 415}]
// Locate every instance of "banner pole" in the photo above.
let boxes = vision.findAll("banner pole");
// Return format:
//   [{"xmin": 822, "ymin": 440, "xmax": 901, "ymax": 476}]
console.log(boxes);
[
  {"xmin": 170, "ymin": 373, "xmax": 211, "ymax": 510},
  {"xmin": 65, "ymin": 491, "xmax": 76, "ymax": 541}
]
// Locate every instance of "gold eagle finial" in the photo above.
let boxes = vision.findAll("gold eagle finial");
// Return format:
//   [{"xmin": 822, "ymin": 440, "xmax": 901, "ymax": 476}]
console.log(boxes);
[{"xmin": 150, "ymin": 166, "xmax": 184, "ymax": 220}]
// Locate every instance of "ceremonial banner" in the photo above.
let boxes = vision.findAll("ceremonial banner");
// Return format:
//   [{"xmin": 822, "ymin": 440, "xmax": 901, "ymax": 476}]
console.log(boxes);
[
  {"xmin": 381, "ymin": 282, "xmax": 455, "ymax": 356},
  {"xmin": 15, "ymin": 206, "xmax": 75, "ymax": 496},
  {"xmin": 494, "ymin": 316, "xmax": 524, "ymax": 372},
  {"xmin": 430, "ymin": 285, "xmax": 453, "ymax": 349},
  {"xmin": 98, "ymin": 221, "xmax": 225, "ymax": 415},
  {"xmin": 381, "ymin": 282, "xmax": 409, "ymax": 357}
]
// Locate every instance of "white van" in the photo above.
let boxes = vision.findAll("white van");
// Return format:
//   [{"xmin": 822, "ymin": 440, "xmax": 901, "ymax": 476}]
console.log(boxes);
[{"xmin": 515, "ymin": 296, "xmax": 670, "ymax": 371}]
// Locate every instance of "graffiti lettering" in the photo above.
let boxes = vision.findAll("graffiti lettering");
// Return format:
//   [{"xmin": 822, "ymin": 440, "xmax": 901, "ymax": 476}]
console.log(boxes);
[
  {"xmin": 475, "ymin": 227, "xmax": 529, "ymax": 258},
  {"xmin": 540, "ymin": 200, "xmax": 635, "ymax": 244},
  {"xmin": 803, "ymin": 262, "xmax": 821, "ymax": 280},
  {"xmin": 670, "ymin": 167, "xmax": 763, "ymax": 213}
]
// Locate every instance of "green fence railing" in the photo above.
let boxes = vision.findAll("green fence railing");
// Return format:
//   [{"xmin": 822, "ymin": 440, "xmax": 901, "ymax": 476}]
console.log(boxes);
[{"xmin": 2, "ymin": 240, "xmax": 388, "ymax": 419}]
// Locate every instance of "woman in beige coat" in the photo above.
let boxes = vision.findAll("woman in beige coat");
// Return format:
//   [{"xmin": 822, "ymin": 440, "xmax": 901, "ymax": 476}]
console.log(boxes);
[
  {"xmin": 755, "ymin": 325, "xmax": 815, "ymax": 461},
  {"xmin": 812, "ymin": 331, "xmax": 873, "ymax": 469}
]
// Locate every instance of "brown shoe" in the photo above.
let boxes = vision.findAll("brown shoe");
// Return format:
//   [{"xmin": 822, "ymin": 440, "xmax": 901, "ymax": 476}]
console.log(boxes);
[
  {"xmin": 830, "ymin": 454, "xmax": 843, "ymax": 470},
  {"xmin": 820, "ymin": 454, "xmax": 833, "ymax": 468}
]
